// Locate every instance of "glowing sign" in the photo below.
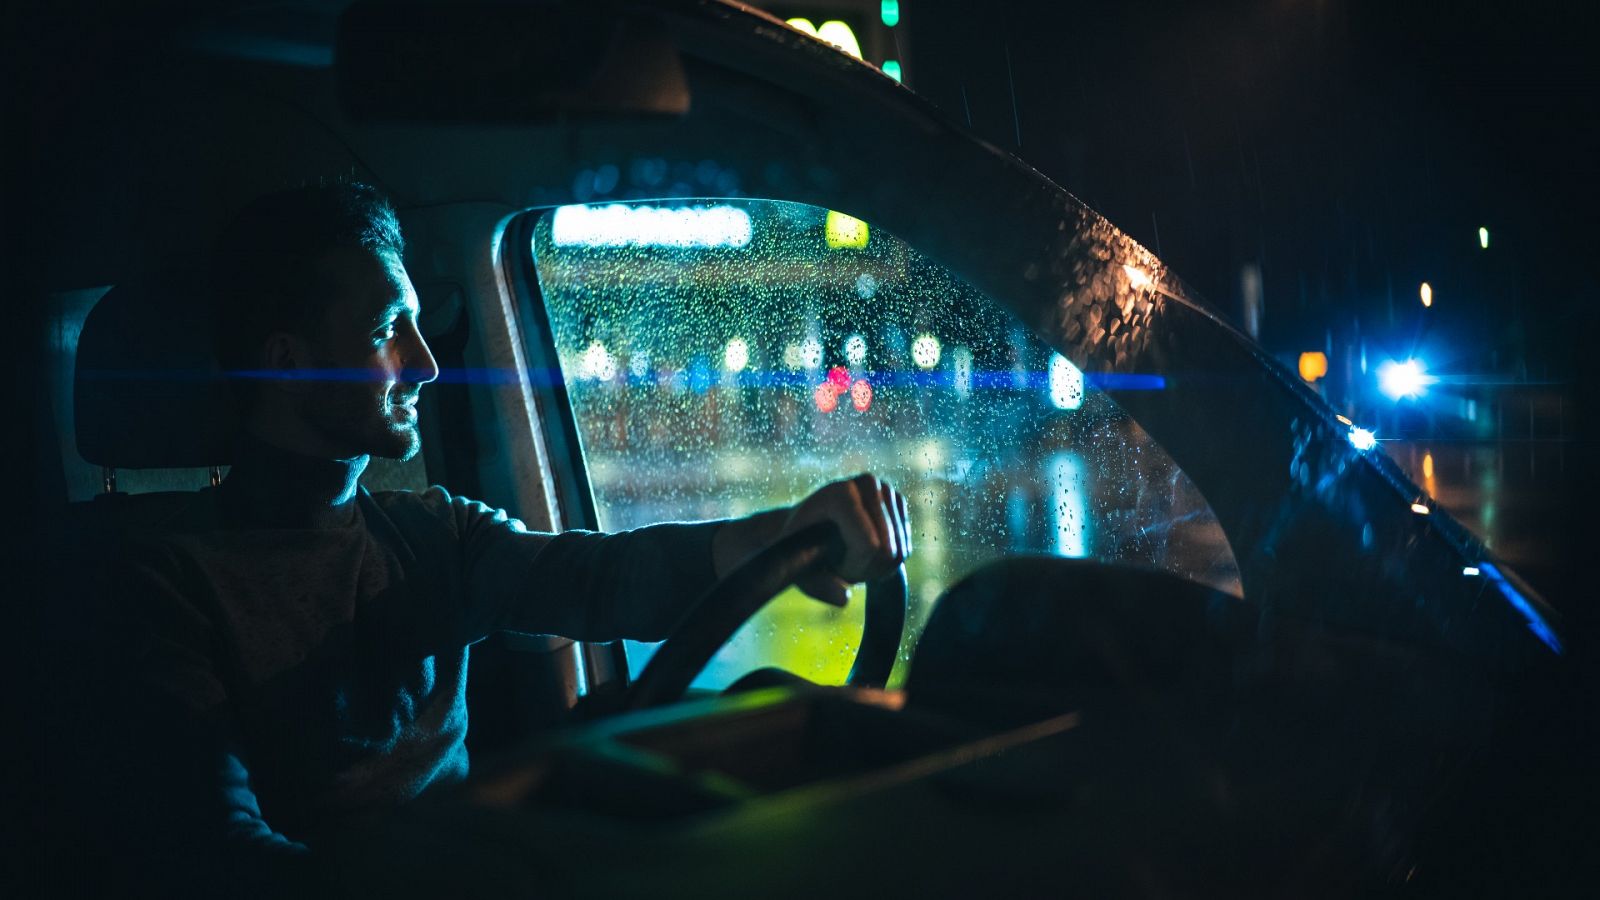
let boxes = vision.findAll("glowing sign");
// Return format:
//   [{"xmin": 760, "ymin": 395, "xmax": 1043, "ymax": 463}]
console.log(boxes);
[
  {"xmin": 911, "ymin": 334, "xmax": 941, "ymax": 369},
  {"xmin": 1048, "ymin": 353, "xmax": 1085, "ymax": 410},
  {"xmin": 785, "ymin": 18, "xmax": 863, "ymax": 59},
  {"xmin": 552, "ymin": 204, "xmax": 752, "ymax": 249},
  {"xmin": 1298, "ymin": 351, "xmax": 1328, "ymax": 383},
  {"xmin": 825, "ymin": 211, "xmax": 870, "ymax": 248}
]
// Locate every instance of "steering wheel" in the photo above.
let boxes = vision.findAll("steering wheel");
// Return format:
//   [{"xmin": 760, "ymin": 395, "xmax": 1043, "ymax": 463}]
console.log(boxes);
[{"xmin": 622, "ymin": 522, "xmax": 909, "ymax": 710}]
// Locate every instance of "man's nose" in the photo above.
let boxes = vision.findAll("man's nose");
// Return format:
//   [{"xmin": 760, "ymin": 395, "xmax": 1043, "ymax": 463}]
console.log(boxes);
[{"xmin": 402, "ymin": 324, "xmax": 440, "ymax": 385}]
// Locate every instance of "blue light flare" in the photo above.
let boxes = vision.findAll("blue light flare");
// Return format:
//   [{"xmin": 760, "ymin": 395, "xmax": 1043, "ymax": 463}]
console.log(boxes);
[{"xmin": 1477, "ymin": 562, "xmax": 1563, "ymax": 655}]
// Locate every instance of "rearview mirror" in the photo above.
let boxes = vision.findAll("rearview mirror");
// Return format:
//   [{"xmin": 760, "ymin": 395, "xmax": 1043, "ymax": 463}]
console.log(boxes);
[{"xmin": 336, "ymin": 1, "xmax": 690, "ymax": 122}]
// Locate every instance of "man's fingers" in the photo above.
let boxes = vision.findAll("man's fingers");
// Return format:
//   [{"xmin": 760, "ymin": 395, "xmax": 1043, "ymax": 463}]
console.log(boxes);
[
  {"xmin": 834, "ymin": 474, "xmax": 889, "ymax": 580},
  {"xmin": 796, "ymin": 572, "xmax": 851, "ymax": 607}
]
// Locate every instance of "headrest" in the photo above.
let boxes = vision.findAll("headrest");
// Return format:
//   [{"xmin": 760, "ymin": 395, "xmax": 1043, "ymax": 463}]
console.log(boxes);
[{"xmin": 74, "ymin": 265, "xmax": 238, "ymax": 469}]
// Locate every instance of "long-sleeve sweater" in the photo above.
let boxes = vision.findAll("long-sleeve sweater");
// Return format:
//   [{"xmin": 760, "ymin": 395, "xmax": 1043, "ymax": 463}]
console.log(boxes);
[{"xmin": 67, "ymin": 434, "xmax": 722, "ymax": 894}]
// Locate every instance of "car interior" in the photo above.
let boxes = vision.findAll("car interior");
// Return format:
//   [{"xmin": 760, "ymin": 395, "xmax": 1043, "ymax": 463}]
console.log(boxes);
[{"xmin": 35, "ymin": 1, "xmax": 1592, "ymax": 895}]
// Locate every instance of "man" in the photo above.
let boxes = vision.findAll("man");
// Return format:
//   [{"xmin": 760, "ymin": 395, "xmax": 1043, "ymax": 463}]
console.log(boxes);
[{"xmin": 74, "ymin": 183, "xmax": 910, "ymax": 894}]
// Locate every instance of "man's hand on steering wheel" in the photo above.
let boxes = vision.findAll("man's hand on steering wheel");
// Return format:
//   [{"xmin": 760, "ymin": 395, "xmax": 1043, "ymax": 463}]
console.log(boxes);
[{"xmin": 712, "ymin": 473, "xmax": 912, "ymax": 607}]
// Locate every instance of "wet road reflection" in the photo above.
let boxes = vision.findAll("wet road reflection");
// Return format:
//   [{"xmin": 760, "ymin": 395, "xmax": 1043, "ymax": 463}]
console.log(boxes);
[{"xmin": 1388, "ymin": 439, "xmax": 1573, "ymax": 603}]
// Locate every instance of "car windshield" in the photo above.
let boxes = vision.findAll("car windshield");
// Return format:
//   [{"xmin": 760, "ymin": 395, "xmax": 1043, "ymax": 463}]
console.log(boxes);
[{"xmin": 529, "ymin": 199, "xmax": 1241, "ymax": 689}]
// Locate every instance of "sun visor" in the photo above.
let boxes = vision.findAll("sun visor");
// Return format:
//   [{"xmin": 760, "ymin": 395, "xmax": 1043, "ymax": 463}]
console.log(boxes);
[
  {"xmin": 336, "ymin": 1, "xmax": 690, "ymax": 122},
  {"xmin": 74, "ymin": 267, "xmax": 238, "ymax": 469}
]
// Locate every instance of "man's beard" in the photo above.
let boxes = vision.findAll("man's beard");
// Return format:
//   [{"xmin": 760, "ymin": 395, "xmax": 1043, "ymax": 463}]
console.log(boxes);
[{"xmin": 304, "ymin": 379, "xmax": 422, "ymax": 461}]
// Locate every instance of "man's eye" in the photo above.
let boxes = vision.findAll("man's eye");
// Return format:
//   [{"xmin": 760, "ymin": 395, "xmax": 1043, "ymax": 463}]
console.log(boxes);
[{"xmin": 374, "ymin": 323, "xmax": 397, "ymax": 342}]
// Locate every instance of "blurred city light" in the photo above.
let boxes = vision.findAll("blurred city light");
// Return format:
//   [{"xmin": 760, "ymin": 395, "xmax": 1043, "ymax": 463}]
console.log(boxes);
[
  {"xmin": 1048, "ymin": 353, "xmax": 1085, "ymax": 410},
  {"xmin": 1422, "ymin": 452, "xmax": 1435, "ymax": 480},
  {"xmin": 1378, "ymin": 359, "xmax": 1433, "ymax": 400},
  {"xmin": 552, "ymin": 204, "xmax": 751, "ymax": 249},
  {"xmin": 1050, "ymin": 452, "xmax": 1089, "ymax": 558},
  {"xmin": 813, "ymin": 381, "xmax": 839, "ymax": 413},
  {"xmin": 911, "ymin": 334, "xmax": 942, "ymax": 369},
  {"xmin": 881, "ymin": 0, "xmax": 900, "ymax": 27},
  {"xmin": 1410, "ymin": 502, "xmax": 1431, "ymax": 515},
  {"xmin": 782, "ymin": 343, "xmax": 803, "ymax": 369},
  {"xmin": 1348, "ymin": 426, "xmax": 1378, "ymax": 451},
  {"xmin": 799, "ymin": 335, "xmax": 823, "ymax": 370},
  {"xmin": 579, "ymin": 340, "xmax": 617, "ymax": 381},
  {"xmin": 1122, "ymin": 264, "xmax": 1153, "ymax": 289},
  {"xmin": 844, "ymin": 334, "xmax": 868, "ymax": 366},
  {"xmin": 827, "ymin": 365, "xmax": 851, "ymax": 393},
  {"xmin": 825, "ymin": 211, "xmax": 870, "ymax": 249},
  {"xmin": 1479, "ymin": 227, "xmax": 1489, "ymax": 250},
  {"xmin": 724, "ymin": 337, "xmax": 750, "ymax": 373},
  {"xmin": 952, "ymin": 346, "xmax": 973, "ymax": 398},
  {"xmin": 882, "ymin": 60, "xmax": 903, "ymax": 82},
  {"xmin": 850, "ymin": 378, "xmax": 873, "ymax": 411},
  {"xmin": 1462, "ymin": 566, "xmax": 1481, "ymax": 577},
  {"xmin": 1420, "ymin": 281, "xmax": 1433, "ymax": 308},
  {"xmin": 1297, "ymin": 351, "xmax": 1328, "ymax": 383}
]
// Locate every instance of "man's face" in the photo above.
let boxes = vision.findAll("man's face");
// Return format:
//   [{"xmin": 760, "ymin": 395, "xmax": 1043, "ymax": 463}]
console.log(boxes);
[{"xmin": 296, "ymin": 247, "xmax": 438, "ymax": 460}]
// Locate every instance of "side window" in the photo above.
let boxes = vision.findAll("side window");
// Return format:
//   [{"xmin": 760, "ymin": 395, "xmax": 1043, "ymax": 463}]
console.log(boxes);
[{"xmin": 529, "ymin": 199, "xmax": 1240, "ymax": 688}]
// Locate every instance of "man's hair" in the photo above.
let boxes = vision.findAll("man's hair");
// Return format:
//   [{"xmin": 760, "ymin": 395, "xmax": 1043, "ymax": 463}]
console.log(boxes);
[{"xmin": 210, "ymin": 182, "xmax": 404, "ymax": 380}]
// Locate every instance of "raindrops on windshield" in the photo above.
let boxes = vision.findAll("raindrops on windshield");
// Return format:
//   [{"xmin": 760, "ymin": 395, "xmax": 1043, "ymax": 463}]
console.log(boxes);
[{"xmin": 532, "ymin": 199, "xmax": 1240, "ymax": 689}]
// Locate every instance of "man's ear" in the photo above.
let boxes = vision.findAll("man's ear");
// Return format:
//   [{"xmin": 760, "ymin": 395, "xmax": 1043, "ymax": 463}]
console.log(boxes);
[{"xmin": 261, "ymin": 332, "xmax": 316, "ymax": 395}]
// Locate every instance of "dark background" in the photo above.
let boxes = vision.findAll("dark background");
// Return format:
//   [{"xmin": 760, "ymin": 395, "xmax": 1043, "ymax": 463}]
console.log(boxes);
[{"xmin": 901, "ymin": 0, "xmax": 1600, "ymax": 620}]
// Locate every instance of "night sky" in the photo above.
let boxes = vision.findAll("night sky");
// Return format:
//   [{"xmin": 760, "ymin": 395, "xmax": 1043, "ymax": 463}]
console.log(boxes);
[{"xmin": 909, "ymin": 0, "xmax": 1599, "ymax": 368}]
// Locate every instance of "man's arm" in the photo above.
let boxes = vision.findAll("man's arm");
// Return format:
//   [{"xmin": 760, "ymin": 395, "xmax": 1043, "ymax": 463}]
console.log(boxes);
[
  {"xmin": 432, "ymin": 474, "xmax": 911, "ymax": 644},
  {"xmin": 62, "ymin": 547, "xmax": 323, "ymax": 896},
  {"xmin": 712, "ymin": 473, "xmax": 912, "ymax": 606}
]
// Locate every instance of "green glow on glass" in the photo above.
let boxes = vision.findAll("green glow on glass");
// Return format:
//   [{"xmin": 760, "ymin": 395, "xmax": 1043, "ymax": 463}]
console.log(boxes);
[
  {"xmin": 881, "ymin": 0, "xmax": 900, "ymax": 27},
  {"xmin": 825, "ymin": 211, "xmax": 870, "ymax": 249},
  {"xmin": 883, "ymin": 60, "xmax": 902, "ymax": 82}
]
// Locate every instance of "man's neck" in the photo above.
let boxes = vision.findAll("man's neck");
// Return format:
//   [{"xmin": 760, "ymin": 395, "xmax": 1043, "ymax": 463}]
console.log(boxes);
[{"xmin": 221, "ymin": 428, "xmax": 370, "ymax": 528}]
